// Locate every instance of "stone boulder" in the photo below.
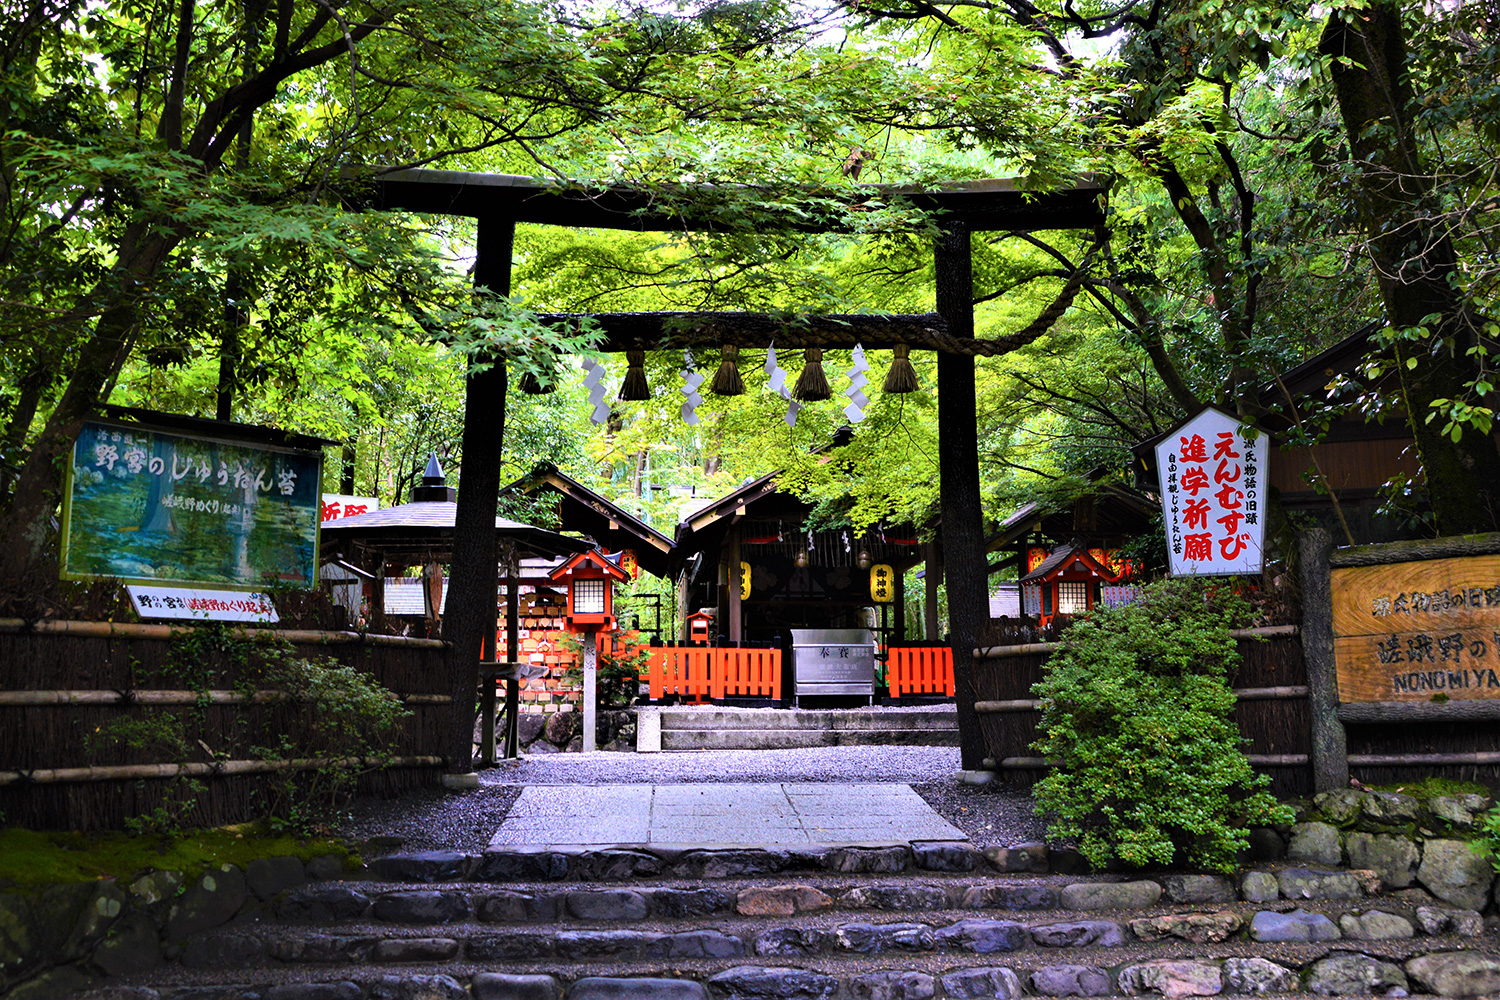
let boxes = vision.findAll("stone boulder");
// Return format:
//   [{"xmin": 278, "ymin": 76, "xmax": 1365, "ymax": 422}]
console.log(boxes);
[
  {"xmin": 1305, "ymin": 953, "xmax": 1407, "ymax": 995},
  {"xmin": 1344, "ymin": 832, "xmax": 1418, "ymax": 888},
  {"xmin": 543, "ymin": 711, "xmax": 579, "ymax": 746},
  {"xmin": 1288, "ymin": 822, "xmax": 1342, "ymax": 865},
  {"xmin": 1407, "ymin": 952, "xmax": 1500, "ymax": 998},
  {"xmin": 1338, "ymin": 910, "xmax": 1414, "ymax": 941},
  {"xmin": 1117, "ymin": 959, "xmax": 1221, "ymax": 998},
  {"xmin": 1221, "ymin": 958, "xmax": 1299, "ymax": 995},
  {"xmin": 1417, "ymin": 838, "xmax": 1492, "ymax": 910}
]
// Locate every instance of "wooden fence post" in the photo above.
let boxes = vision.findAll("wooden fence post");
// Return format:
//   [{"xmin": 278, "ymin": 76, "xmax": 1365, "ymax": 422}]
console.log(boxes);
[{"xmin": 1299, "ymin": 526, "xmax": 1349, "ymax": 791}]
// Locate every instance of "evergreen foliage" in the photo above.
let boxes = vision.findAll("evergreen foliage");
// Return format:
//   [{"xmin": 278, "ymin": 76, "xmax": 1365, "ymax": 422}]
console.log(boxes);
[{"xmin": 1031, "ymin": 579, "xmax": 1292, "ymax": 872}]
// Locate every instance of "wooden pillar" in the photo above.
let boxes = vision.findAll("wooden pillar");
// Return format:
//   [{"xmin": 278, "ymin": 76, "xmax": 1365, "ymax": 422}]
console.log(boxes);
[
  {"xmin": 924, "ymin": 538, "xmax": 942, "ymax": 641},
  {"xmin": 935, "ymin": 222, "xmax": 988, "ymax": 769},
  {"xmin": 1299, "ymin": 526, "xmax": 1349, "ymax": 791},
  {"xmin": 504, "ymin": 577, "xmax": 522, "ymax": 758},
  {"xmin": 894, "ymin": 567, "xmax": 906, "ymax": 643},
  {"xmin": 441, "ymin": 215, "xmax": 514, "ymax": 776},
  {"xmin": 728, "ymin": 527, "xmax": 743, "ymax": 643},
  {"xmin": 676, "ymin": 571, "xmax": 692, "ymax": 641},
  {"xmin": 479, "ymin": 621, "xmax": 497, "ymax": 766},
  {"xmin": 370, "ymin": 559, "xmax": 386, "ymax": 632}
]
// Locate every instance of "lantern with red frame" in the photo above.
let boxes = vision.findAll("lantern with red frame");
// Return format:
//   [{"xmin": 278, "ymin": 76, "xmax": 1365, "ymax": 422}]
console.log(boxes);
[
  {"xmin": 686, "ymin": 610, "xmax": 714, "ymax": 645},
  {"xmin": 548, "ymin": 550, "xmax": 630, "ymax": 631}
]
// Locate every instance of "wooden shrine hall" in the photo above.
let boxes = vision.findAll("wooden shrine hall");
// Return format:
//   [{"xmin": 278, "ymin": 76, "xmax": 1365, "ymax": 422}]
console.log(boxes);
[
  {"xmin": 352, "ymin": 166, "xmax": 1108, "ymax": 770},
  {"xmin": 670, "ymin": 465, "xmax": 926, "ymax": 647}
]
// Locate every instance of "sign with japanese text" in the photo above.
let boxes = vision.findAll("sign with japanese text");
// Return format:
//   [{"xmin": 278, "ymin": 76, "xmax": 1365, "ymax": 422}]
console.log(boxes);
[
  {"xmin": 62, "ymin": 420, "xmax": 322, "ymax": 590},
  {"xmin": 1332, "ymin": 554, "xmax": 1500, "ymax": 703},
  {"xmin": 870, "ymin": 563, "xmax": 895, "ymax": 603},
  {"xmin": 1154, "ymin": 407, "xmax": 1268, "ymax": 576},
  {"xmin": 320, "ymin": 494, "xmax": 379, "ymax": 522},
  {"xmin": 127, "ymin": 585, "xmax": 279, "ymax": 623}
]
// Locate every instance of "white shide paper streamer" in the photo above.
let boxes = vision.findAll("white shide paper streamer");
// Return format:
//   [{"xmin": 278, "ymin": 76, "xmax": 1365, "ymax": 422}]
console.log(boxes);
[
  {"xmin": 765, "ymin": 344, "xmax": 801, "ymax": 428},
  {"xmin": 843, "ymin": 344, "xmax": 870, "ymax": 424},
  {"xmin": 680, "ymin": 349, "xmax": 704, "ymax": 426},
  {"xmin": 581, "ymin": 357, "xmax": 610, "ymax": 425}
]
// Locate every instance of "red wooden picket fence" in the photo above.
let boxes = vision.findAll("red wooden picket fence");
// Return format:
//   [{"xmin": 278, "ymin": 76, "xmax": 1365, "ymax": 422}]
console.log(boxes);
[
  {"xmin": 885, "ymin": 645, "xmax": 955, "ymax": 698},
  {"xmin": 641, "ymin": 646, "xmax": 782, "ymax": 701}
]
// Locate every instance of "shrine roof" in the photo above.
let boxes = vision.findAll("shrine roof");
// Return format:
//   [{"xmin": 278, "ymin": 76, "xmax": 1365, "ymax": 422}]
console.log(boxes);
[
  {"xmin": 500, "ymin": 464, "xmax": 675, "ymax": 577},
  {"xmin": 320, "ymin": 501, "xmax": 589, "ymax": 561},
  {"xmin": 988, "ymin": 483, "xmax": 1156, "ymax": 551},
  {"xmin": 1019, "ymin": 543, "xmax": 1120, "ymax": 584}
]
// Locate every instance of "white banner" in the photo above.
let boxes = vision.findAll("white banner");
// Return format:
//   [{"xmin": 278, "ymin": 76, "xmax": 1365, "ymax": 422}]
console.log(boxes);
[
  {"xmin": 128, "ymin": 586, "xmax": 279, "ymax": 623},
  {"xmin": 1155, "ymin": 407, "xmax": 1268, "ymax": 576},
  {"xmin": 320, "ymin": 494, "xmax": 379, "ymax": 523}
]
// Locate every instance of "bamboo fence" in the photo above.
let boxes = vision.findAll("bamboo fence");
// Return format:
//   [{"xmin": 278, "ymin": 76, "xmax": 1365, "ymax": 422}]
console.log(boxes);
[{"xmin": 0, "ymin": 621, "xmax": 451, "ymax": 830}]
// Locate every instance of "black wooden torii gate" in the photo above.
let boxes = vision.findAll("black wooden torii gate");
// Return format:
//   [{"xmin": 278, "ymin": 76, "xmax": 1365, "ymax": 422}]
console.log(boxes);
[{"xmin": 360, "ymin": 168, "xmax": 1107, "ymax": 774}]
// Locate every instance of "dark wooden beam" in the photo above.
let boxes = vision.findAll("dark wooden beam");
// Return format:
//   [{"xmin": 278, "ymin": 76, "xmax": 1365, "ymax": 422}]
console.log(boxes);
[
  {"xmin": 443, "ymin": 216, "xmax": 514, "ymax": 775},
  {"xmin": 935, "ymin": 222, "xmax": 989, "ymax": 770},
  {"xmin": 539, "ymin": 311, "xmax": 1047, "ymax": 357},
  {"xmin": 353, "ymin": 168, "xmax": 1107, "ymax": 234}
]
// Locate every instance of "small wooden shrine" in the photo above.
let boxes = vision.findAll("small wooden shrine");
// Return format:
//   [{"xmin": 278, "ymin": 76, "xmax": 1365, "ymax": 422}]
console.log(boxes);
[
  {"xmin": 670, "ymin": 466, "xmax": 924, "ymax": 647},
  {"xmin": 986, "ymin": 483, "xmax": 1154, "ymax": 627}
]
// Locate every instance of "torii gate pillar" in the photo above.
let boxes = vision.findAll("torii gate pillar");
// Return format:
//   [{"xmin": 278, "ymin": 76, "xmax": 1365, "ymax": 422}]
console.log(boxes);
[{"xmin": 935, "ymin": 222, "xmax": 988, "ymax": 769}]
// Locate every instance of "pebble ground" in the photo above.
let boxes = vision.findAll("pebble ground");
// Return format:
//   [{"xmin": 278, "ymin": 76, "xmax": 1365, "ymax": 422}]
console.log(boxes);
[{"xmin": 339, "ymin": 746, "xmax": 1048, "ymax": 855}]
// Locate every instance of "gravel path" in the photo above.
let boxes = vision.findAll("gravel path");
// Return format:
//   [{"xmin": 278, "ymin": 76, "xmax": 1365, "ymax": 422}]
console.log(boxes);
[{"xmin": 339, "ymin": 747, "xmax": 1048, "ymax": 856}]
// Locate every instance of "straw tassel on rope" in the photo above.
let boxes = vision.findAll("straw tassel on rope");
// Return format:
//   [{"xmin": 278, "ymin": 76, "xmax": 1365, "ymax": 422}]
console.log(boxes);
[
  {"xmin": 619, "ymin": 351, "xmax": 650, "ymax": 401},
  {"xmin": 883, "ymin": 343, "xmax": 920, "ymax": 393},
  {"xmin": 710, "ymin": 345, "xmax": 745, "ymax": 396},
  {"xmin": 793, "ymin": 347, "xmax": 831, "ymax": 401}
]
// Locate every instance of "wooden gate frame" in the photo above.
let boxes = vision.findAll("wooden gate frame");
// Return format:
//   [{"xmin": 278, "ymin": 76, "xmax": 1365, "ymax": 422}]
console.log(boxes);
[{"xmin": 354, "ymin": 169, "xmax": 1108, "ymax": 771}]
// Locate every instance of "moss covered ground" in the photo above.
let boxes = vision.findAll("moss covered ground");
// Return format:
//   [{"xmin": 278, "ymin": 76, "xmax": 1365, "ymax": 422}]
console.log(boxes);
[{"xmin": 0, "ymin": 825, "xmax": 355, "ymax": 890}]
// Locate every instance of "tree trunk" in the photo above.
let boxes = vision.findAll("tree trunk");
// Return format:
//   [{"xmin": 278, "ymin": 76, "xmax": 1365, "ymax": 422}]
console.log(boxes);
[
  {"xmin": 0, "ymin": 226, "xmax": 178, "ymax": 585},
  {"xmin": 1321, "ymin": 4, "xmax": 1500, "ymax": 533}
]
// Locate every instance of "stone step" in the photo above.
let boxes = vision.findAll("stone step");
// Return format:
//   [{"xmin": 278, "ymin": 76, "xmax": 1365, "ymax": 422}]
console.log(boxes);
[
  {"xmin": 659, "ymin": 728, "xmax": 960, "ymax": 749},
  {"xmin": 656, "ymin": 708, "xmax": 958, "ymax": 732},
  {"xmin": 271, "ymin": 876, "xmax": 1488, "ymax": 931},
  {"xmin": 78, "ymin": 939, "xmax": 1487, "ymax": 1000},
  {"xmin": 54, "ymin": 853, "xmax": 1500, "ymax": 1000}
]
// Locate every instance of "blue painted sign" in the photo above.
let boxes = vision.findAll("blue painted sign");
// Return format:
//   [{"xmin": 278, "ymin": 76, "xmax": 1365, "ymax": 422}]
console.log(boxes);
[{"xmin": 61, "ymin": 420, "xmax": 322, "ymax": 590}]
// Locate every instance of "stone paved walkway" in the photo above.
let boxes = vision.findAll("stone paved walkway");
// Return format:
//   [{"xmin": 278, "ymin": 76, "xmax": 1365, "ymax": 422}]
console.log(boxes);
[{"xmin": 488, "ymin": 782, "xmax": 967, "ymax": 850}]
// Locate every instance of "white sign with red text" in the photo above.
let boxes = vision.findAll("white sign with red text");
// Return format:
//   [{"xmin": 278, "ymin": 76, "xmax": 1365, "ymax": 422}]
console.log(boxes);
[
  {"xmin": 1155, "ymin": 407, "xmax": 1268, "ymax": 576},
  {"xmin": 128, "ymin": 585, "xmax": 279, "ymax": 623},
  {"xmin": 320, "ymin": 494, "xmax": 380, "ymax": 523}
]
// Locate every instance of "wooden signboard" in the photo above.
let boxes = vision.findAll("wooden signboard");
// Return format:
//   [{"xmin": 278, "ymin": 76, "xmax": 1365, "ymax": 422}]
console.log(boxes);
[{"xmin": 1332, "ymin": 554, "xmax": 1500, "ymax": 703}]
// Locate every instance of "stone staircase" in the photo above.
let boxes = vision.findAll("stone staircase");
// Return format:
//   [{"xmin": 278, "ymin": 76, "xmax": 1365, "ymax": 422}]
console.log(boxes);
[
  {"xmin": 642, "ymin": 707, "xmax": 960, "ymax": 751},
  {"xmin": 52, "ymin": 841, "xmax": 1500, "ymax": 999}
]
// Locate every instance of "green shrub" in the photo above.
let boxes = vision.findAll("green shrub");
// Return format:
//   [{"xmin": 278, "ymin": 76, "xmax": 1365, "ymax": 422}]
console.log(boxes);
[{"xmin": 1031, "ymin": 578, "xmax": 1292, "ymax": 872}]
